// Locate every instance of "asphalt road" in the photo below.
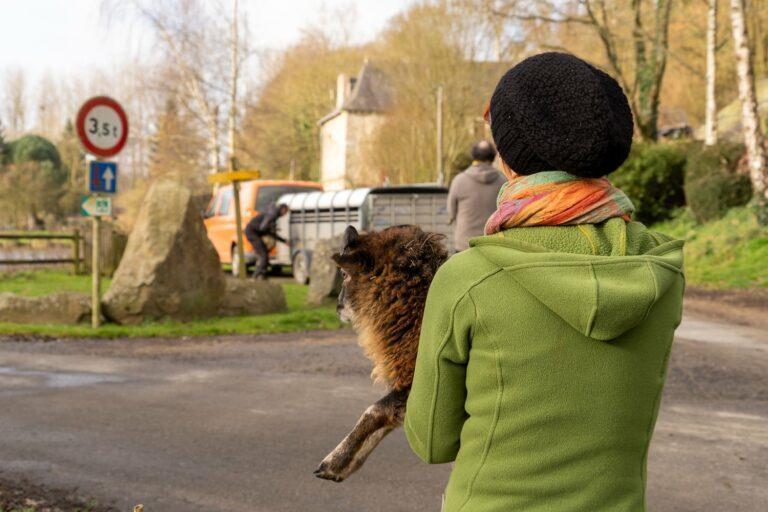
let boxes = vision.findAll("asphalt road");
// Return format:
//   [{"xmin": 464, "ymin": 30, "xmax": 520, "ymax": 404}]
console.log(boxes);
[{"xmin": 0, "ymin": 316, "xmax": 766, "ymax": 512}]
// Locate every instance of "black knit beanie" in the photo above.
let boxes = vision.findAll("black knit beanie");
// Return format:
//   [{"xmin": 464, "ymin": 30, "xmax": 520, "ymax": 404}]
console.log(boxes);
[{"xmin": 489, "ymin": 52, "xmax": 634, "ymax": 178}]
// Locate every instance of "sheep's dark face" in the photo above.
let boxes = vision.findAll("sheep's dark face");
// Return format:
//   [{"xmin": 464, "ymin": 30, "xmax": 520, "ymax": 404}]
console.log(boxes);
[
  {"xmin": 331, "ymin": 226, "xmax": 368, "ymax": 324},
  {"xmin": 331, "ymin": 225, "xmax": 448, "ymax": 326}
]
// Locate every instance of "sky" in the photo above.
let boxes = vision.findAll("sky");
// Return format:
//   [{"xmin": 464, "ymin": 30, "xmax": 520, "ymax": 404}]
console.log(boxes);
[{"xmin": 0, "ymin": 0, "xmax": 414, "ymax": 83}]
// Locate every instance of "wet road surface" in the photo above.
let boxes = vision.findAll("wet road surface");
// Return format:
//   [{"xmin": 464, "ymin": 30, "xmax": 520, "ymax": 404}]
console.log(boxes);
[{"xmin": 0, "ymin": 315, "xmax": 766, "ymax": 511}]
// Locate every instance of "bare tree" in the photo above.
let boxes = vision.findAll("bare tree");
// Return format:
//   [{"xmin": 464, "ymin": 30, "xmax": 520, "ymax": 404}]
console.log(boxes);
[
  {"xmin": 493, "ymin": 0, "xmax": 673, "ymax": 141},
  {"xmin": 705, "ymin": 0, "xmax": 718, "ymax": 145},
  {"xmin": 35, "ymin": 72, "xmax": 64, "ymax": 139},
  {"xmin": 111, "ymin": 1, "xmax": 224, "ymax": 174},
  {"xmin": 454, "ymin": 0, "xmax": 524, "ymax": 61},
  {"xmin": 366, "ymin": 2, "xmax": 509, "ymax": 184},
  {"xmin": 2, "ymin": 68, "xmax": 27, "ymax": 135},
  {"xmin": 730, "ymin": 0, "xmax": 767, "ymax": 219},
  {"xmin": 631, "ymin": 0, "xmax": 673, "ymax": 141},
  {"xmin": 237, "ymin": 29, "xmax": 365, "ymax": 181},
  {"xmin": 111, "ymin": 0, "xmax": 253, "ymax": 176}
]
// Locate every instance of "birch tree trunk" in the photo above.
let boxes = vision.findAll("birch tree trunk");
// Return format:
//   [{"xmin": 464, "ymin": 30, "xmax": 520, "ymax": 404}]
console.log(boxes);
[
  {"xmin": 730, "ymin": 0, "xmax": 768, "ymax": 218},
  {"xmin": 228, "ymin": 0, "xmax": 239, "ymax": 172},
  {"xmin": 705, "ymin": 0, "xmax": 718, "ymax": 146}
]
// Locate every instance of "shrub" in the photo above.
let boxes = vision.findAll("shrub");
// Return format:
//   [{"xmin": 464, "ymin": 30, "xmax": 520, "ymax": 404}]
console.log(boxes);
[
  {"xmin": 8, "ymin": 134, "xmax": 62, "ymax": 168},
  {"xmin": 611, "ymin": 142, "xmax": 687, "ymax": 224},
  {"xmin": 684, "ymin": 142, "xmax": 753, "ymax": 223},
  {"xmin": 0, "ymin": 135, "xmax": 68, "ymax": 228}
]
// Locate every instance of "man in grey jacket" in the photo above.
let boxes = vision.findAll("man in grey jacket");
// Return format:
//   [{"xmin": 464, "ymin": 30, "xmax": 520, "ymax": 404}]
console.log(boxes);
[{"xmin": 447, "ymin": 140, "xmax": 506, "ymax": 251}]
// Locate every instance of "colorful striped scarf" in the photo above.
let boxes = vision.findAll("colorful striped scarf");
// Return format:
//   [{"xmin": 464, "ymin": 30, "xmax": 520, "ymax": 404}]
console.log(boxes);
[{"xmin": 484, "ymin": 171, "xmax": 635, "ymax": 235}]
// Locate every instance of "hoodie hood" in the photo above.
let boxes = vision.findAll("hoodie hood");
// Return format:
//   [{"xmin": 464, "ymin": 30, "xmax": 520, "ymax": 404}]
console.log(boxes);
[
  {"xmin": 465, "ymin": 163, "xmax": 504, "ymax": 184},
  {"xmin": 470, "ymin": 234, "xmax": 684, "ymax": 341}
]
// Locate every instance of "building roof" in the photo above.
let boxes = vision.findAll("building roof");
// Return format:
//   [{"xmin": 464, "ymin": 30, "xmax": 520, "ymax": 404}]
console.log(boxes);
[{"xmin": 318, "ymin": 61, "xmax": 392, "ymax": 125}]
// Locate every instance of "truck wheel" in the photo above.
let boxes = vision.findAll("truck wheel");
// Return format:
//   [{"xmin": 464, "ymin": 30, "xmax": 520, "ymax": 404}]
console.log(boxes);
[{"xmin": 292, "ymin": 251, "xmax": 311, "ymax": 284}]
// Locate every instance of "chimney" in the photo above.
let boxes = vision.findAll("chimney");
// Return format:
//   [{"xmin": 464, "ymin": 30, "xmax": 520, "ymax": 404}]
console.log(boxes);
[{"xmin": 336, "ymin": 74, "xmax": 349, "ymax": 109}]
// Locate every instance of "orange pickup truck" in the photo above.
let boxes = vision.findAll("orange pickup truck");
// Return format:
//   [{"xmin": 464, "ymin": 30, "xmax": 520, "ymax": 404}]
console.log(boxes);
[{"xmin": 203, "ymin": 179, "xmax": 322, "ymax": 276}]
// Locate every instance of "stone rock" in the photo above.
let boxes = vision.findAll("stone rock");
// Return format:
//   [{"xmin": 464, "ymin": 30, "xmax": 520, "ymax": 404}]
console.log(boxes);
[
  {"xmin": 219, "ymin": 277, "xmax": 287, "ymax": 316},
  {"xmin": 103, "ymin": 179, "xmax": 226, "ymax": 324},
  {"xmin": 0, "ymin": 292, "xmax": 90, "ymax": 324},
  {"xmin": 307, "ymin": 235, "xmax": 345, "ymax": 306}
]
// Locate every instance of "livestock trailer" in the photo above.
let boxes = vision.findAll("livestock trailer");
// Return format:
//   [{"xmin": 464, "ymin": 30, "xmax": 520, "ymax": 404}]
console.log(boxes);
[{"xmin": 275, "ymin": 186, "xmax": 452, "ymax": 283}]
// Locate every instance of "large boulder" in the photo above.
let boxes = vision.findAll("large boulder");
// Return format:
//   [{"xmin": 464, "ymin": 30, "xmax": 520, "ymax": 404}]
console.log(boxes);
[
  {"xmin": 0, "ymin": 292, "xmax": 90, "ymax": 324},
  {"xmin": 103, "ymin": 179, "xmax": 226, "ymax": 324},
  {"xmin": 219, "ymin": 277, "xmax": 287, "ymax": 316},
  {"xmin": 306, "ymin": 235, "xmax": 344, "ymax": 306}
]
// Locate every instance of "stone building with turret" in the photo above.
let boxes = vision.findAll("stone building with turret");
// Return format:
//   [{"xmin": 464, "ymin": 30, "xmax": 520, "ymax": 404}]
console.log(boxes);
[{"xmin": 318, "ymin": 61, "xmax": 391, "ymax": 190}]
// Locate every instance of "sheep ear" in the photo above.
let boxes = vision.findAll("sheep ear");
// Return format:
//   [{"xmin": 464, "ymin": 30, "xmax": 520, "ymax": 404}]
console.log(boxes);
[
  {"xmin": 332, "ymin": 252, "xmax": 355, "ymax": 267},
  {"xmin": 343, "ymin": 225, "xmax": 359, "ymax": 248}
]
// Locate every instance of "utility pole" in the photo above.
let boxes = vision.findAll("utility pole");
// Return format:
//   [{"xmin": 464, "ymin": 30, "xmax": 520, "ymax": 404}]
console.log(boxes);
[
  {"xmin": 436, "ymin": 85, "xmax": 444, "ymax": 186},
  {"xmin": 91, "ymin": 213, "xmax": 101, "ymax": 328},
  {"xmin": 229, "ymin": 0, "xmax": 247, "ymax": 279},
  {"xmin": 228, "ymin": 0, "xmax": 239, "ymax": 172}
]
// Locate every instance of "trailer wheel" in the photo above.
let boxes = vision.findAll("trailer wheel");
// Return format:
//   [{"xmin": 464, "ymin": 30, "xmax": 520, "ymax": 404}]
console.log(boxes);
[{"xmin": 292, "ymin": 250, "xmax": 311, "ymax": 284}]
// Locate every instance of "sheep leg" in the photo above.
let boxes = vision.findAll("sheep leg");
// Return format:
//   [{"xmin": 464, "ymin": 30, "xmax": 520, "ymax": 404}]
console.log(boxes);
[{"xmin": 314, "ymin": 387, "xmax": 409, "ymax": 482}]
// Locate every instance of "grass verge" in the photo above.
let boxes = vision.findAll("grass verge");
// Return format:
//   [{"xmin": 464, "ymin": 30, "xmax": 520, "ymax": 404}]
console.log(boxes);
[
  {"xmin": 0, "ymin": 270, "xmax": 110, "ymax": 296},
  {"xmin": 0, "ymin": 272, "xmax": 340, "ymax": 339},
  {"xmin": 653, "ymin": 206, "xmax": 768, "ymax": 289}
]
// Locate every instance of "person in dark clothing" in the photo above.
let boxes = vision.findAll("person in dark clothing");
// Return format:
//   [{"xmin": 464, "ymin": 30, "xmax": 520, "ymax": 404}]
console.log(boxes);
[{"xmin": 244, "ymin": 203, "xmax": 289, "ymax": 279}]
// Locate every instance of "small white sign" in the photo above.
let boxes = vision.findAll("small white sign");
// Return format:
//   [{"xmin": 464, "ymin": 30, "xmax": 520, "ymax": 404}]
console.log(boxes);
[{"xmin": 81, "ymin": 195, "xmax": 112, "ymax": 217}]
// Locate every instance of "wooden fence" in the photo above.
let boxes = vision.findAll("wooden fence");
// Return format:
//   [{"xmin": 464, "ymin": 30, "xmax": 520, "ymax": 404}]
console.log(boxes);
[
  {"xmin": 0, "ymin": 225, "xmax": 127, "ymax": 276},
  {"xmin": 0, "ymin": 231, "xmax": 83, "ymax": 273}
]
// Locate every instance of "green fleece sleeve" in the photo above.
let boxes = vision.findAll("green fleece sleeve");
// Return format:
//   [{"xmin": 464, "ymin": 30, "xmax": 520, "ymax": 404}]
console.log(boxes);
[{"xmin": 404, "ymin": 271, "xmax": 474, "ymax": 464}]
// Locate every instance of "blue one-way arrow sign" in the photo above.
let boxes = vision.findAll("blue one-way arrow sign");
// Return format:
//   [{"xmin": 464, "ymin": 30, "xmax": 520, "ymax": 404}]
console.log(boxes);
[{"xmin": 89, "ymin": 161, "xmax": 118, "ymax": 194}]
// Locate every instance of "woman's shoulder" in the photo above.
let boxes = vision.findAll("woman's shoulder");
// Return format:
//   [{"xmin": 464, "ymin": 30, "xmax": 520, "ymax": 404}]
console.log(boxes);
[{"xmin": 430, "ymin": 248, "xmax": 502, "ymax": 299}]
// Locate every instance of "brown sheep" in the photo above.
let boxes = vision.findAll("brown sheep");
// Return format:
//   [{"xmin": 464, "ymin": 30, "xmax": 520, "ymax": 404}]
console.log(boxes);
[{"xmin": 314, "ymin": 224, "xmax": 448, "ymax": 482}]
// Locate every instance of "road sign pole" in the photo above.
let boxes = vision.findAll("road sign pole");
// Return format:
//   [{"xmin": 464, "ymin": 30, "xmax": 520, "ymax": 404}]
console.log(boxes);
[
  {"xmin": 91, "ymin": 213, "xmax": 101, "ymax": 328},
  {"xmin": 232, "ymin": 180, "xmax": 247, "ymax": 279},
  {"xmin": 76, "ymin": 96, "xmax": 127, "ymax": 329}
]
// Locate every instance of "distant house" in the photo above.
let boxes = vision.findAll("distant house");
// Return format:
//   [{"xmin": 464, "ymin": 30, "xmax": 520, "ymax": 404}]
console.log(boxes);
[
  {"xmin": 318, "ymin": 61, "xmax": 391, "ymax": 190},
  {"xmin": 658, "ymin": 107, "xmax": 693, "ymax": 140}
]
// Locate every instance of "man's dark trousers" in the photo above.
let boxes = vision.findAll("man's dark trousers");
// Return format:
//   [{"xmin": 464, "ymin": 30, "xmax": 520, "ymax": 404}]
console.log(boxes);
[{"xmin": 244, "ymin": 224, "xmax": 269, "ymax": 277}]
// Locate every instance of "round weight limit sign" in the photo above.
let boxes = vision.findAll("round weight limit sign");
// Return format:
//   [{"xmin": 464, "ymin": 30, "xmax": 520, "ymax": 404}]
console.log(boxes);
[{"xmin": 76, "ymin": 96, "xmax": 129, "ymax": 158}]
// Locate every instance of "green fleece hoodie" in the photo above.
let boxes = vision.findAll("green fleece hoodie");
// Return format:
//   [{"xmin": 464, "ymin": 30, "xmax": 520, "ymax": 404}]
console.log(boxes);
[{"xmin": 404, "ymin": 218, "xmax": 685, "ymax": 512}]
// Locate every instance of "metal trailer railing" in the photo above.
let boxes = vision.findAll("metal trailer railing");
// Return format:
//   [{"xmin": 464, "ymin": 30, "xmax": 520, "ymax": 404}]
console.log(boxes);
[{"xmin": 274, "ymin": 186, "xmax": 452, "ymax": 277}]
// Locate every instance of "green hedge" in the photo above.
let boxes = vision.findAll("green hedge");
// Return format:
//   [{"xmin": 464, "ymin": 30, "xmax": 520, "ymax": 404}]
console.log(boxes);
[
  {"xmin": 611, "ymin": 142, "xmax": 687, "ymax": 224},
  {"xmin": 7, "ymin": 134, "xmax": 62, "ymax": 168},
  {"xmin": 684, "ymin": 142, "xmax": 752, "ymax": 223}
]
